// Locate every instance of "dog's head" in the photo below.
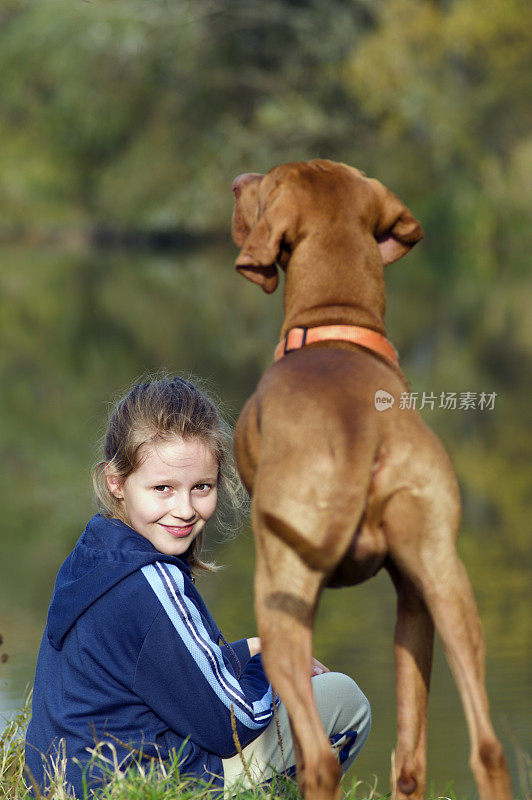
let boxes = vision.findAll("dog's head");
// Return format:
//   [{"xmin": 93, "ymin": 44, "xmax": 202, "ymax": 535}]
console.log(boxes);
[{"xmin": 231, "ymin": 159, "xmax": 423, "ymax": 293}]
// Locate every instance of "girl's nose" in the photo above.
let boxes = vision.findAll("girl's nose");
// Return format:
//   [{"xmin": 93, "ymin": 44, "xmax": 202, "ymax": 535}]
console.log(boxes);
[{"xmin": 169, "ymin": 493, "xmax": 196, "ymax": 522}]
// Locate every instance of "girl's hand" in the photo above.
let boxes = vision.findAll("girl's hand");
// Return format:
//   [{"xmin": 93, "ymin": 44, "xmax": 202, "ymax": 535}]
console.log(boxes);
[
  {"xmin": 311, "ymin": 657, "xmax": 330, "ymax": 676},
  {"xmin": 247, "ymin": 637, "xmax": 261, "ymax": 657},
  {"xmin": 247, "ymin": 638, "xmax": 329, "ymax": 676}
]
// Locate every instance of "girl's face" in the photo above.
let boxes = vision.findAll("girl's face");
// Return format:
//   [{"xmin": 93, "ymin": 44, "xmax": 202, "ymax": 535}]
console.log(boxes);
[{"xmin": 106, "ymin": 435, "xmax": 219, "ymax": 557}]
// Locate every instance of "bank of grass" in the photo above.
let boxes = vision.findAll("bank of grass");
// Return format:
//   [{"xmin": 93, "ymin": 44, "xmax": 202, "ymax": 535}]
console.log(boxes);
[{"xmin": 1, "ymin": 697, "xmax": 526, "ymax": 800}]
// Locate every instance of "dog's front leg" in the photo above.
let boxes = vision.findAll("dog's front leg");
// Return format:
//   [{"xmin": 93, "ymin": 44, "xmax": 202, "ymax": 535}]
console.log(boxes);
[
  {"xmin": 252, "ymin": 506, "xmax": 341, "ymax": 800},
  {"xmin": 387, "ymin": 564, "xmax": 434, "ymax": 800}
]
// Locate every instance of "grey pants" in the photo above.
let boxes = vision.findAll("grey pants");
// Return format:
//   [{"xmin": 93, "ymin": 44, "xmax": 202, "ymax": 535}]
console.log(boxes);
[{"xmin": 222, "ymin": 672, "xmax": 371, "ymax": 789}]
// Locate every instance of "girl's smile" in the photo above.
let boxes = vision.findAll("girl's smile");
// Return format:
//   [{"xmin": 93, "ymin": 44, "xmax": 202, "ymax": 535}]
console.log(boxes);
[
  {"xmin": 159, "ymin": 523, "xmax": 196, "ymax": 538},
  {"xmin": 105, "ymin": 435, "xmax": 219, "ymax": 557}
]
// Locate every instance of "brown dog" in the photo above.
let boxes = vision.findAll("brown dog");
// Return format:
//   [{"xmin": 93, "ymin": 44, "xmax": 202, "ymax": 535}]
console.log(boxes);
[{"xmin": 231, "ymin": 159, "xmax": 512, "ymax": 800}]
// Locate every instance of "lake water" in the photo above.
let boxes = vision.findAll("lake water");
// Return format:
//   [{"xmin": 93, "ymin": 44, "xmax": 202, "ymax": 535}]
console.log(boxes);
[{"xmin": 0, "ymin": 242, "xmax": 530, "ymax": 797}]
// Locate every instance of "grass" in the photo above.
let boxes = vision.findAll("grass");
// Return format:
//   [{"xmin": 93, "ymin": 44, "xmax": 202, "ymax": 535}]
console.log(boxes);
[{"xmin": 1, "ymin": 697, "xmax": 529, "ymax": 800}]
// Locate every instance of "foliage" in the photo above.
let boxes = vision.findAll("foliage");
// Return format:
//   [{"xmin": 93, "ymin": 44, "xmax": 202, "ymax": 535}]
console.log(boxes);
[
  {"xmin": 1, "ymin": 693, "xmax": 31, "ymax": 800},
  {"xmin": 1, "ymin": 0, "xmax": 530, "ymax": 244},
  {"xmin": 0, "ymin": 0, "xmax": 361, "ymax": 230}
]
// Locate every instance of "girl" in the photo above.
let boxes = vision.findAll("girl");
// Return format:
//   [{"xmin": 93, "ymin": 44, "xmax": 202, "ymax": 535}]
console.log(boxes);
[{"xmin": 25, "ymin": 376, "xmax": 371, "ymax": 796}]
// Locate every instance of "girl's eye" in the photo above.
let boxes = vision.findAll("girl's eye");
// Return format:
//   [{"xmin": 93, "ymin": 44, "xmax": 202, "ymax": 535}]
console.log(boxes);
[
  {"xmin": 154, "ymin": 485, "xmax": 171, "ymax": 493},
  {"xmin": 194, "ymin": 483, "xmax": 211, "ymax": 492}
]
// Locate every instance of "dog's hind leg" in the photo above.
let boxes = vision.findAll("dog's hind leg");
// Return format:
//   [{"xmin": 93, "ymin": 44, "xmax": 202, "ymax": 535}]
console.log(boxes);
[
  {"xmin": 386, "ymin": 563, "xmax": 434, "ymax": 800},
  {"xmin": 419, "ymin": 557, "xmax": 511, "ymax": 800},
  {"xmin": 252, "ymin": 500, "xmax": 342, "ymax": 800},
  {"xmin": 384, "ymin": 484, "xmax": 512, "ymax": 800}
]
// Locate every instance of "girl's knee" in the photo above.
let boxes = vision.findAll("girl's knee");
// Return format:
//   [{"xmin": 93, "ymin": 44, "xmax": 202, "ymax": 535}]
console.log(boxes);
[
  {"xmin": 340, "ymin": 673, "xmax": 371, "ymax": 736},
  {"xmin": 313, "ymin": 671, "xmax": 371, "ymax": 739},
  {"xmin": 355, "ymin": 685, "xmax": 371, "ymax": 740}
]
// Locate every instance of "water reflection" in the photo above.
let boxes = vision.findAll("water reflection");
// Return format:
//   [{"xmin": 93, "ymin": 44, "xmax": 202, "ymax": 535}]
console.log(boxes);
[{"xmin": 0, "ymin": 243, "xmax": 529, "ymax": 796}]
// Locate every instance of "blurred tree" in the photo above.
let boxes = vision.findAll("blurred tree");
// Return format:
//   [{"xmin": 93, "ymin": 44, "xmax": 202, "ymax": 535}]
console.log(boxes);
[
  {"xmin": 0, "ymin": 0, "xmax": 373, "ymax": 231},
  {"xmin": 1, "ymin": 0, "xmax": 530, "ymax": 256},
  {"xmin": 346, "ymin": 0, "xmax": 532, "ymax": 281}
]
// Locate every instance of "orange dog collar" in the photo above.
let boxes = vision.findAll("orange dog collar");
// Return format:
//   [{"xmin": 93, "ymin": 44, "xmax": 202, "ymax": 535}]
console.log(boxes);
[{"xmin": 274, "ymin": 325, "xmax": 399, "ymax": 365}]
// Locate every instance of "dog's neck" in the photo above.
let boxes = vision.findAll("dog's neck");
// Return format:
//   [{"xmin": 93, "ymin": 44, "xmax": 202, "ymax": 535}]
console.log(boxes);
[{"xmin": 279, "ymin": 241, "xmax": 387, "ymax": 338}]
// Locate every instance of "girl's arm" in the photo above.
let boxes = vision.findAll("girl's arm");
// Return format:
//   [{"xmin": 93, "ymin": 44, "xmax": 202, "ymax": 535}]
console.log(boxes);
[{"xmin": 134, "ymin": 563, "xmax": 274, "ymax": 756}]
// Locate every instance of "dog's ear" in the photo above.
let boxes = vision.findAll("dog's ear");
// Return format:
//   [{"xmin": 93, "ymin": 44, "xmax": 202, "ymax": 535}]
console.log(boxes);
[
  {"xmin": 231, "ymin": 173, "xmax": 263, "ymax": 248},
  {"xmin": 235, "ymin": 184, "xmax": 294, "ymax": 294},
  {"xmin": 369, "ymin": 178, "xmax": 424, "ymax": 265}
]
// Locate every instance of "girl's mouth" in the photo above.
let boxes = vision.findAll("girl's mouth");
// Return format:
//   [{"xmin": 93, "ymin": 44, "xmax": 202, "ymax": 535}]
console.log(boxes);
[{"xmin": 160, "ymin": 523, "xmax": 195, "ymax": 538}]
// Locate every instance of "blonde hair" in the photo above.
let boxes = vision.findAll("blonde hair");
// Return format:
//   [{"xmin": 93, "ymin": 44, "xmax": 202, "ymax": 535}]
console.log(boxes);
[{"xmin": 93, "ymin": 375, "xmax": 246, "ymax": 572}]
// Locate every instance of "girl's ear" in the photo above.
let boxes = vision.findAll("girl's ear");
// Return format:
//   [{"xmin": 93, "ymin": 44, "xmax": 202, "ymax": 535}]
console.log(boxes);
[{"xmin": 105, "ymin": 464, "xmax": 124, "ymax": 499}]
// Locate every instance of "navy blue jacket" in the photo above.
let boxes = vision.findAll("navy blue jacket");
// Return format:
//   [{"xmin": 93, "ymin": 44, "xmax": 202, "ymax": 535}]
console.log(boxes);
[{"xmin": 25, "ymin": 515, "xmax": 273, "ymax": 796}]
